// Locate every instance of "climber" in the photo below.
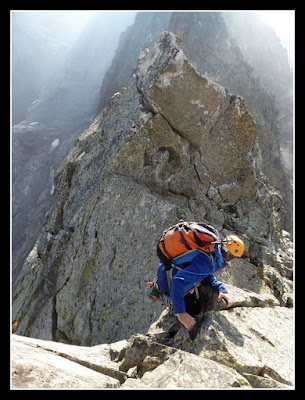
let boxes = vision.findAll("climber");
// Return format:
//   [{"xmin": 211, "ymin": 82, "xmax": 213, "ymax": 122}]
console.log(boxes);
[{"xmin": 150, "ymin": 231, "xmax": 244, "ymax": 331}]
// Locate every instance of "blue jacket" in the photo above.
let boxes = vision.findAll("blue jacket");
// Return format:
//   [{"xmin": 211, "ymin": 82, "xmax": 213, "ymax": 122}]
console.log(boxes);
[{"xmin": 157, "ymin": 247, "xmax": 229, "ymax": 314}]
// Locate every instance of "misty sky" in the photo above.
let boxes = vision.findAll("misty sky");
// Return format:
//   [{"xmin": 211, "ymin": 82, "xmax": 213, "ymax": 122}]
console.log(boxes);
[
  {"xmin": 257, "ymin": 10, "xmax": 294, "ymax": 68},
  {"xmin": 11, "ymin": 10, "xmax": 294, "ymax": 65},
  {"xmin": 12, "ymin": 11, "xmax": 97, "ymax": 46}
]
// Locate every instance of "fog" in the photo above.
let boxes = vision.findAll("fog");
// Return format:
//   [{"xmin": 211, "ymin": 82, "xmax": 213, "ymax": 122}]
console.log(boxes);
[
  {"xmin": 11, "ymin": 11, "xmax": 137, "ymax": 282},
  {"xmin": 257, "ymin": 11, "xmax": 294, "ymax": 69},
  {"xmin": 11, "ymin": 11, "xmax": 136, "ymax": 124},
  {"xmin": 222, "ymin": 11, "xmax": 293, "ymax": 174},
  {"xmin": 12, "ymin": 11, "xmax": 294, "ymax": 125},
  {"xmin": 12, "ymin": 11, "xmax": 96, "ymax": 46}
]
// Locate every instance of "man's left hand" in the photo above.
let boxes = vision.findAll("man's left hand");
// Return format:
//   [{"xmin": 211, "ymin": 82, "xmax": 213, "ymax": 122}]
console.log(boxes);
[{"xmin": 217, "ymin": 292, "xmax": 234, "ymax": 308}]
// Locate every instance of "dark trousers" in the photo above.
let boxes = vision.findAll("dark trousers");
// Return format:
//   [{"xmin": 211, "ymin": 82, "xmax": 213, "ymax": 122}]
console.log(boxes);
[{"xmin": 184, "ymin": 291, "xmax": 201, "ymax": 317}]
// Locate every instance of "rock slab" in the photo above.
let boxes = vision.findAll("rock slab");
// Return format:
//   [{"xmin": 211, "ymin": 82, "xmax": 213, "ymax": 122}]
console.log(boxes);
[{"xmin": 12, "ymin": 285, "xmax": 294, "ymax": 389}]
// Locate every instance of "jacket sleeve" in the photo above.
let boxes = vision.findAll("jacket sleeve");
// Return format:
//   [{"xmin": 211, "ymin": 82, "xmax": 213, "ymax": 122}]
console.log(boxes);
[
  {"xmin": 213, "ymin": 246, "xmax": 229, "ymax": 271},
  {"xmin": 171, "ymin": 252, "xmax": 227, "ymax": 314},
  {"xmin": 202, "ymin": 274, "xmax": 228, "ymax": 293}
]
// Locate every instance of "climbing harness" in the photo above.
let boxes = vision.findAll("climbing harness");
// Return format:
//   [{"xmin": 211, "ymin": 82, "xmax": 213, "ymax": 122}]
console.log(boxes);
[{"xmin": 146, "ymin": 278, "xmax": 174, "ymax": 312}]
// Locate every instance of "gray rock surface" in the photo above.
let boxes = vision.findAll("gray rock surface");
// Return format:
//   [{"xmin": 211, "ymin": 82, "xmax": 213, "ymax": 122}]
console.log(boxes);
[
  {"xmin": 12, "ymin": 334, "xmax": 123, "ymax": 388},
  {"xmin": 98, "ymin": 12, "xmax": 293, "ymax": 233},
  {"xmin": 13, "ymin": 33, "xmax": 293, "ymax": 350},
  {"xmin": 13, "ymin": 11, "xmax": 293, "ymax": 290},
  {"xmin": 12, "ymin": 282, "xmax": 294, "ymax": 389}
]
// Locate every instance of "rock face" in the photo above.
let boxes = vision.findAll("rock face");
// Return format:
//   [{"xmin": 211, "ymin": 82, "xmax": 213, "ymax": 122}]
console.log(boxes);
[
  {"xmin": 12, "ymin": 284, "xmax": 294, "ymax": 388},
  {"xmin": 12, "ymin": 117, "xmax": 90, "ymax": 286},
  {"xmin": 13, "ymin": 32, "xmax": 293, "ymax": 358},
  {"xmin": 13, "ymin": 11, "xmax": 293, "ymax": 289}
]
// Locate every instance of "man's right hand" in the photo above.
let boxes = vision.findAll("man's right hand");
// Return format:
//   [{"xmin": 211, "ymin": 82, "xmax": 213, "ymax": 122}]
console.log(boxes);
[{"xmin": 176, "ymin": 312, "xmax": 196, "ymax": 331}]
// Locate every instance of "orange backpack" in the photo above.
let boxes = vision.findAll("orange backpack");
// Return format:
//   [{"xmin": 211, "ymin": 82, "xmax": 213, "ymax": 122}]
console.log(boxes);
[{"xmin": 157, "ymin": 221, "xmax": 220, "ymax": 270}]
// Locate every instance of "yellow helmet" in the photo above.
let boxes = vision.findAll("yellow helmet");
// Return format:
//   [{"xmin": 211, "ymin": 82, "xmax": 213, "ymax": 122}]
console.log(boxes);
[{"xmin": 223, "ymin": 235, "xmax": 244, "ymax": 258}]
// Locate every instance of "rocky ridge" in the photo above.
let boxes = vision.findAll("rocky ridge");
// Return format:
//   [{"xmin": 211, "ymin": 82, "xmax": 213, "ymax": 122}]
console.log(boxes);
[
  {"xmin": 99, "ymin": 12, "xmax": 293, "ymax": 233},
  {"xmin": 12, "ymin": 11, "xmax": 293, "ymax": 288},
  {"xmin": 12, "ymin": 32, "xmax": 294, "ymax": 388}
]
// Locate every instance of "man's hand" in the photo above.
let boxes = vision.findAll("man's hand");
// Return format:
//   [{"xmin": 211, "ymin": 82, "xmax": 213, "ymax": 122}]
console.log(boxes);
[
  {"xmin": 177, "ymin": 312, "xmax": 196, "ymax": 331},
  {"xmin": 217, "ymin": 292, "xmax": 234, "ymax": 308}
]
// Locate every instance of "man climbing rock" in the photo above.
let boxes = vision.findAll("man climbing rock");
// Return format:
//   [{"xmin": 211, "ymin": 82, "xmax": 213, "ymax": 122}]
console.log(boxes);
[{"xmin": 149, "ymin": 222, "xmax": 244, "ymax": 331}]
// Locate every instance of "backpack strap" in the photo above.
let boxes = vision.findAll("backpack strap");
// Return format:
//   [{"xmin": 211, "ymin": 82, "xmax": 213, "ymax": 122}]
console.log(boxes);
[
  {"xmin": 178, "ymin": 226, "xmax": 192, "ymax": 251},
  {"xmin": 172, "ymin": 249, "xmax": 214, "ymax": 266},
  {"xmin": 165, "ymin": 264, "xmax": 182, "ymax": 294}
]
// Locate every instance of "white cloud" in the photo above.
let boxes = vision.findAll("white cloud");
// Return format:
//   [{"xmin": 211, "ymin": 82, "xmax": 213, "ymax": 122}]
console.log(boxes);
[{"xmin": 258, "ymin": 11, "xmax": 294, "ymax": 67}]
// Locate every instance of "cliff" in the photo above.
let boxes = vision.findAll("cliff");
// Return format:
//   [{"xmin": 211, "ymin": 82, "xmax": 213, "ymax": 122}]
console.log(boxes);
[{"xmin": 13, "ymin": 32, "xmax": 293, "ymax": 357}]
